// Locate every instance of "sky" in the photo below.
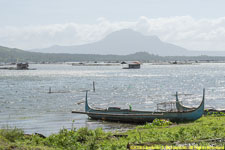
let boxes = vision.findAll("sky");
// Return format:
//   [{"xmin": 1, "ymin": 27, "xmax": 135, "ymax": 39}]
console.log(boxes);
[{"xmin": 0, "ymin": 0, "xmax": 225, "ymax": 51}]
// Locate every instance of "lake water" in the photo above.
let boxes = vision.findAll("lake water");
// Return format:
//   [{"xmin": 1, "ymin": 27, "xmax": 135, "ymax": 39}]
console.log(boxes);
[{"xmin": 0, "ymin": 63, "xmax": 225, "ymax": 136}]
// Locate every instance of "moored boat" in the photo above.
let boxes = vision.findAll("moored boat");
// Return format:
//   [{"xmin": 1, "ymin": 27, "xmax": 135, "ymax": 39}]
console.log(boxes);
[{"xmin": 72, "ymin": 89, "xmax": 205, "ymax": 123}]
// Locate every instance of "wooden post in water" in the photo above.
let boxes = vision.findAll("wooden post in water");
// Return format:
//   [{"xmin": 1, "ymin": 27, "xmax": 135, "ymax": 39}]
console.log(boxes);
[
  {"xmin": 93, "ymin": 81, "xmax": 95, "ymax": 92},
  {"xmin": 49, "ymin": 87, "xmax": 51, "ymax": 94}
]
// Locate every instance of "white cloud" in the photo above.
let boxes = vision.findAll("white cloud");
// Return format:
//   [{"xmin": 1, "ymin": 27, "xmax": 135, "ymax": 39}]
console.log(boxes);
[{"xmin": 0, "ymin": 16, "xmax": 225, "ymax": 51}]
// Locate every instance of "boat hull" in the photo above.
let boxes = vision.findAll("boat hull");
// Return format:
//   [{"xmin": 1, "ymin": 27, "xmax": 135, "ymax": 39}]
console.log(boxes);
[{"xmin": 86, "ymin": 105, "xmax": 204, "ymax": 123}]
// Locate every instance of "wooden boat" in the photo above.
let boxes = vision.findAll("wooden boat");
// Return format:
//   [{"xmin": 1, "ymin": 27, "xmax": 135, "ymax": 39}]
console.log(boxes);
[{"xmin": 72, "ymin": 89, "xmax": 205, "ymax": 123}]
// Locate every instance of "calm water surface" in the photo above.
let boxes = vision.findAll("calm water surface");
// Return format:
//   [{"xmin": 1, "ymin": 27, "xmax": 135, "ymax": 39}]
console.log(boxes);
[{"xmin": 0, "ymin": 63, "xmax": 225, "ymax": 135}]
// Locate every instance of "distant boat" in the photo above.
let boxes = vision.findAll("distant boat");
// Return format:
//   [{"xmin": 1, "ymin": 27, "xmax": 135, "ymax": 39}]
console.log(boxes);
[
  {"xmin": 72, "ymin": 89, "xmax": 205, "ymax": 123},
  {"xmin": 0, "ymin": 62, "xmax": 36, "ymax": 70},
  {"xmin": 16, "ymin": 63, "xmax": 29, "ymax": 70},
  {"xmin": 121, "ymin": 61, "xmax": 141, "ymax": 69}
]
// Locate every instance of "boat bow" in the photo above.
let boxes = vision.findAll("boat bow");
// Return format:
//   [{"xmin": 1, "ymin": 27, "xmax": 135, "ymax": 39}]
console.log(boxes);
[{"xmin": 85, "ymin": 90, "xmax": 91, "ymax": 112}]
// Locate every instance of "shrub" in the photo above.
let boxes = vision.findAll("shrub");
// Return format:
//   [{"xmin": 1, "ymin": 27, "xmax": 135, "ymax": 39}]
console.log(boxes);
[
  {"xmin": 0, "ymin": 127, "xmax": 24, "ymax": 142},
  {"xmin": 152, "ymin": 119, "xmax": 172, "ymax": 127}
]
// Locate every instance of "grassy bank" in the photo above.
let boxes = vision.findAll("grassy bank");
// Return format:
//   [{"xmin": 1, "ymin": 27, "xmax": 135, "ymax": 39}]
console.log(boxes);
[{"xmin": 0, "ymin": 115, "xmax": 225, "ymax": 150}]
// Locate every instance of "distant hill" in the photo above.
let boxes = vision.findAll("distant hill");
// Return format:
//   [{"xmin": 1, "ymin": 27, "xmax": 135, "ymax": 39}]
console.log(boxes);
[
  {"xmin": 0, "ymin": 46, "xmax": 162, "ymax": 63},
  {"xmin": 30, "ymin": 29, "xmax": 191, "ymax": 56},
  {"xmin": 1, "ymin": 45, "xmax": 225, "ymax": 63},
  {"xmin": 0, "ymin": 46, "xmax": 33, "ymax": 62}
]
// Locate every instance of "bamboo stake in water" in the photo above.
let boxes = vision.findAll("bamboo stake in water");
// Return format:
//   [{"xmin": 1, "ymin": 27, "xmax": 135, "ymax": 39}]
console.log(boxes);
[
  {"xmin": 49, "ymin": 87, "xmax": 51, "ymax": 94},
  {"xmin": 93, "ymin": 81, "xmax": 95, "ymax": 92}
]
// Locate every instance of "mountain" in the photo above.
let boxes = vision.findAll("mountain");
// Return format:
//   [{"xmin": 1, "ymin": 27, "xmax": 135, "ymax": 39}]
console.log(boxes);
[{"xmin": 30, "ymin": 29, "xmax": 191, "ymax": 56}]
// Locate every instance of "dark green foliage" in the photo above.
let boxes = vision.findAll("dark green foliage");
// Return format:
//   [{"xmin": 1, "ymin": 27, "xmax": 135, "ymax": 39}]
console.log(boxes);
[
  {"xmin": 45, "ymin": 128, "xmax": 82, "ymax": 149},
  {"xmin": 0, "ymin": 116, "xmax": 225, "ymax": 149},
  {"xmin": 206, "ymin": 111, "xmax": 225, "ymax": 116}
]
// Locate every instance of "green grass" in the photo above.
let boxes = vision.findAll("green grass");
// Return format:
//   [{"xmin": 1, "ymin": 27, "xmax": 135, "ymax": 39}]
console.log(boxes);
[{"xmin": 0, "ymin": 115, "xmax": 225, "ymax": 150}]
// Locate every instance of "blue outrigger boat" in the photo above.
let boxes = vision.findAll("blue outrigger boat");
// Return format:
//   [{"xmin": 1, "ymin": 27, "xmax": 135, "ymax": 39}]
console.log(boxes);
[{"xmin": 72, "ymin": 89, "xmax": 205, "ymax": 122}]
